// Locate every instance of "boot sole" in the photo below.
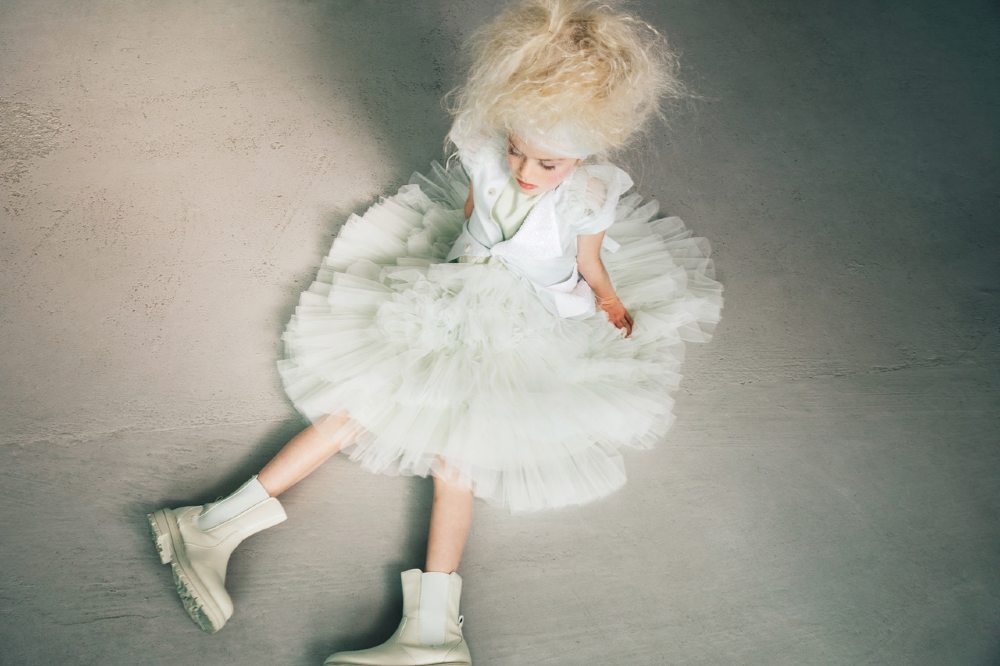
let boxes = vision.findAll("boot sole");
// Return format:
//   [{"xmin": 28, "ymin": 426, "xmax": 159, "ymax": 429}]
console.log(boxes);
[
  {"xmin": 326, "ymin": 662, "xmax": 470, "ymax": 666},
  {"xmin": 147, "ymin": 509, "xmax": 227, "ymax": 633},
  {"xmin": 325, "ymin": 651, "xmax": 471, "ymax": 666}
]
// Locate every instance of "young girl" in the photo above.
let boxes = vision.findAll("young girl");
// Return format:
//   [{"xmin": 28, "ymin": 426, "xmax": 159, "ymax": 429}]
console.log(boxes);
[{"xmin": 147, "ymin": 0, "xmax": 722, "ymax": 663}]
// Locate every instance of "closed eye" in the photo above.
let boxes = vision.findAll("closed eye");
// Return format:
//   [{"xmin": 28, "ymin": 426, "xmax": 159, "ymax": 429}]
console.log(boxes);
[{"xmin": 508, "ymin": 141, "xmax": 559, "ymax": 170}]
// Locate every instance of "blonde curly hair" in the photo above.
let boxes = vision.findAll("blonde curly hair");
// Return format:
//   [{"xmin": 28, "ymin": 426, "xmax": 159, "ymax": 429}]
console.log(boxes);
[{"xmin": 447, "ymin": 0, "xmax": 686, "ymax": 159}]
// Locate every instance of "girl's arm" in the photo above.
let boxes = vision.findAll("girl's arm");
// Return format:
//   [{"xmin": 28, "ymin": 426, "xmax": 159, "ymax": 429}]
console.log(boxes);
[
  {"xmin": 577, "ymin": 231, "xmax": 634, "ymax": 337},
  {"xmin": 464, "ymin": 181, "xmax": 474, "ymax": 219}
]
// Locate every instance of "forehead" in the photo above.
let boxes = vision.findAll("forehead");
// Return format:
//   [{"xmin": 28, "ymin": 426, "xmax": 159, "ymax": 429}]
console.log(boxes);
[{"xmin": 508, "ymin": 135, "xmax": 572, "ymax": 162}]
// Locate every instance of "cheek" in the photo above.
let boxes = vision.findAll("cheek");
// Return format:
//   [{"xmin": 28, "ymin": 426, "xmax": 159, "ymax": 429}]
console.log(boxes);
[{"xmin": 540, "ymin": 164, "xmax": 576, "ymax": 188}]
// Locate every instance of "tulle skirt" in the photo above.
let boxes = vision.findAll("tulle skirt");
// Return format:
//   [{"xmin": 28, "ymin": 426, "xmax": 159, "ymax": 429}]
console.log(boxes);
[{"xmin": 276, "ymin": 162, "xmax": 722, "ymax": 512}]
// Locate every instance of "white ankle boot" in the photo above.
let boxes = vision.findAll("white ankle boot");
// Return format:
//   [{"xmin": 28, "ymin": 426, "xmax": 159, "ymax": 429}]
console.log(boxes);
[
  {"xmin": 324, "ymin": 569, "xmax": 472, "ymax": 665},
  {"xmin": 147, "ymin": 476, "xmax": 287, "ymax": 633}
]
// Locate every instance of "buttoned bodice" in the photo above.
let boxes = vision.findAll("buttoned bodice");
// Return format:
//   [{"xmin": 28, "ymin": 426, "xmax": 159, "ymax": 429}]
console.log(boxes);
[{"xmin": 445, "ymin": 136, "xmax": 633, "ymax": 318}]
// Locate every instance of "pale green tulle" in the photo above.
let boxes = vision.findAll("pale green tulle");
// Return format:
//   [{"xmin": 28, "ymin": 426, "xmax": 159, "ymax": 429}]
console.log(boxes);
[{"xmin": 277, "ymin": 161, "xmax": 722, "ymax": 512}]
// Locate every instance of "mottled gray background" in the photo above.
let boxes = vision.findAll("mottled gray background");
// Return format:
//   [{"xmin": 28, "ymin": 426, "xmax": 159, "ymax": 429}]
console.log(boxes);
[{"xmin": 2, "ymin": 1, "xmax": 998, "ymax": 664}]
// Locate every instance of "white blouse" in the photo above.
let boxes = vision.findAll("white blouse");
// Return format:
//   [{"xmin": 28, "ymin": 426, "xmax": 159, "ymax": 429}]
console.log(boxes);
[
  {"xmin": 446, "ymin": 136, "xmax": 633, "ymax": 318},
  {"xmin": 457, "ymin": 177, "xmax": 540, "ymax": 265}
]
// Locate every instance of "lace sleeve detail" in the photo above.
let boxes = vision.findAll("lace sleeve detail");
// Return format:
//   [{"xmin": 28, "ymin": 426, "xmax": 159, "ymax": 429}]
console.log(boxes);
[
  {"xmin": 584, "ymin": 177, "xmax": 608, "ymax": 214},
  {"xmin": 569, "ymin": 164, "xmax": 633, "ymax": 236}
]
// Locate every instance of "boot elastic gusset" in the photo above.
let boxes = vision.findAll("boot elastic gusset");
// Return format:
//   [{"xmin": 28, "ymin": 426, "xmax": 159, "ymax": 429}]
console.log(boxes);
[{"xmin": 323, "ymin": 569, "xmax": 472, "ymax": 665}]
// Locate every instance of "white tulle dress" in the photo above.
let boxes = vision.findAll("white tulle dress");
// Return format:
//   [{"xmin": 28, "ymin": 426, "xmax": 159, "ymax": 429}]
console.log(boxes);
[{"xmin": 276, "ymin": 148, "xmax": 722, "ymax": 513}]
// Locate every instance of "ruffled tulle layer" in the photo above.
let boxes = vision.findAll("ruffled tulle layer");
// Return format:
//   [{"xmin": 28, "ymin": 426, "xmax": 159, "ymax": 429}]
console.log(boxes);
[{"xmin": 277, "ymin": 162, "xmax": 722, "ymax": 512}]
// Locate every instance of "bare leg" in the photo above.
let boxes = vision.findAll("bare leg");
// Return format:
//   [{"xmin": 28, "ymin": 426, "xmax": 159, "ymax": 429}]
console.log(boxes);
[
  {"xmin": 425, "ymin": 471, "xmax": 474, "ymax": 573},
  {"xmin": 258, "ymin": 412, "xmax": 357, "ymax": 497}
]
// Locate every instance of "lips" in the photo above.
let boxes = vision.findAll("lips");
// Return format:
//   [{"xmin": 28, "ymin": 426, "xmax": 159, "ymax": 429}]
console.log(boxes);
[{"xmin": 516, "ymin": 178, "xmax": 536, "ymax": 190}]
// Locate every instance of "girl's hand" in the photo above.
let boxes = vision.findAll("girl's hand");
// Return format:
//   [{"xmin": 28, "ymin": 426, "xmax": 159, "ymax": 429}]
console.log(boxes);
[{"xmin": 597, "ymin": 295, "xmax": 634, "ymax": 338}]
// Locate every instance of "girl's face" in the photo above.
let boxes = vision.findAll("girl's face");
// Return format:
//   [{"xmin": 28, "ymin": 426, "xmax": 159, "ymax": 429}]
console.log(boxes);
[{"xmin": 505, "ymin": 135, "xmax": 581, "ymax": 195}]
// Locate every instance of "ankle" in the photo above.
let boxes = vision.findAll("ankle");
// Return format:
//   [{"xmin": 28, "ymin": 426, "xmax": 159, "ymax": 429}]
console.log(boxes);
[
  {"xmin": 196, "ymin": 475, "xmax": 272, "ymax": 531},
  {"xmin": 255, "ymin": 471, "xmax": 281, "ymax": 498}
]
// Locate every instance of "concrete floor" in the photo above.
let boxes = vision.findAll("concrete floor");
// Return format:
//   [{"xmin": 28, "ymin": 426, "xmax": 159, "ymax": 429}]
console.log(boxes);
[{"xmin": 2, "ymin": 1, "xmax": 998, "ymax": 664}]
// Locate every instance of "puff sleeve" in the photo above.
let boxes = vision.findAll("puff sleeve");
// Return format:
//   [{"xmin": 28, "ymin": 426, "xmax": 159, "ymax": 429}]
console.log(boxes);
[{"xmin": 569, "ymin": 164, "xmax": 634, "ymax": 236}]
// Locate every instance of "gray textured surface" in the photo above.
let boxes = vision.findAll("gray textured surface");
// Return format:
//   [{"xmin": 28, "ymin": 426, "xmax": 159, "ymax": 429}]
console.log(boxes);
[{"xmin": 2, "ymin": 1, "xmax": 998, "ymax": 664}]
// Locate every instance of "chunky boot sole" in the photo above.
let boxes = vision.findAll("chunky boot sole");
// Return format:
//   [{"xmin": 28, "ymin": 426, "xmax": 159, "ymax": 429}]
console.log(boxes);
[
  {"xmin": 323, "ymin": 655, "xmax": 472, "ymax": 666},
  {"xmin": 325, "ymin": 661, "xmax": 470, "ymax": 666},
  {"xmin": 326, "ymin": 662, "xmax": 470, "ymax": 666},
  {"xmin": 147, "ymin": 509, "xmax": 227, "ymax": 633}
]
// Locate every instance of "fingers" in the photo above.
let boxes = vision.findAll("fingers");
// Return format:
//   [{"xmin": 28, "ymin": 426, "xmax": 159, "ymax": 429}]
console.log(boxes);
[
  {"xmin": 601, "ymin": 304, "xmax": 635, "ymax": 338},
  {"xmin": 618, "ymin": 311, "xmax": 634, "ymax": 338},
  {"xmin": 610, "ymin": 315, "xmax": 634, "ymax": 338}
]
